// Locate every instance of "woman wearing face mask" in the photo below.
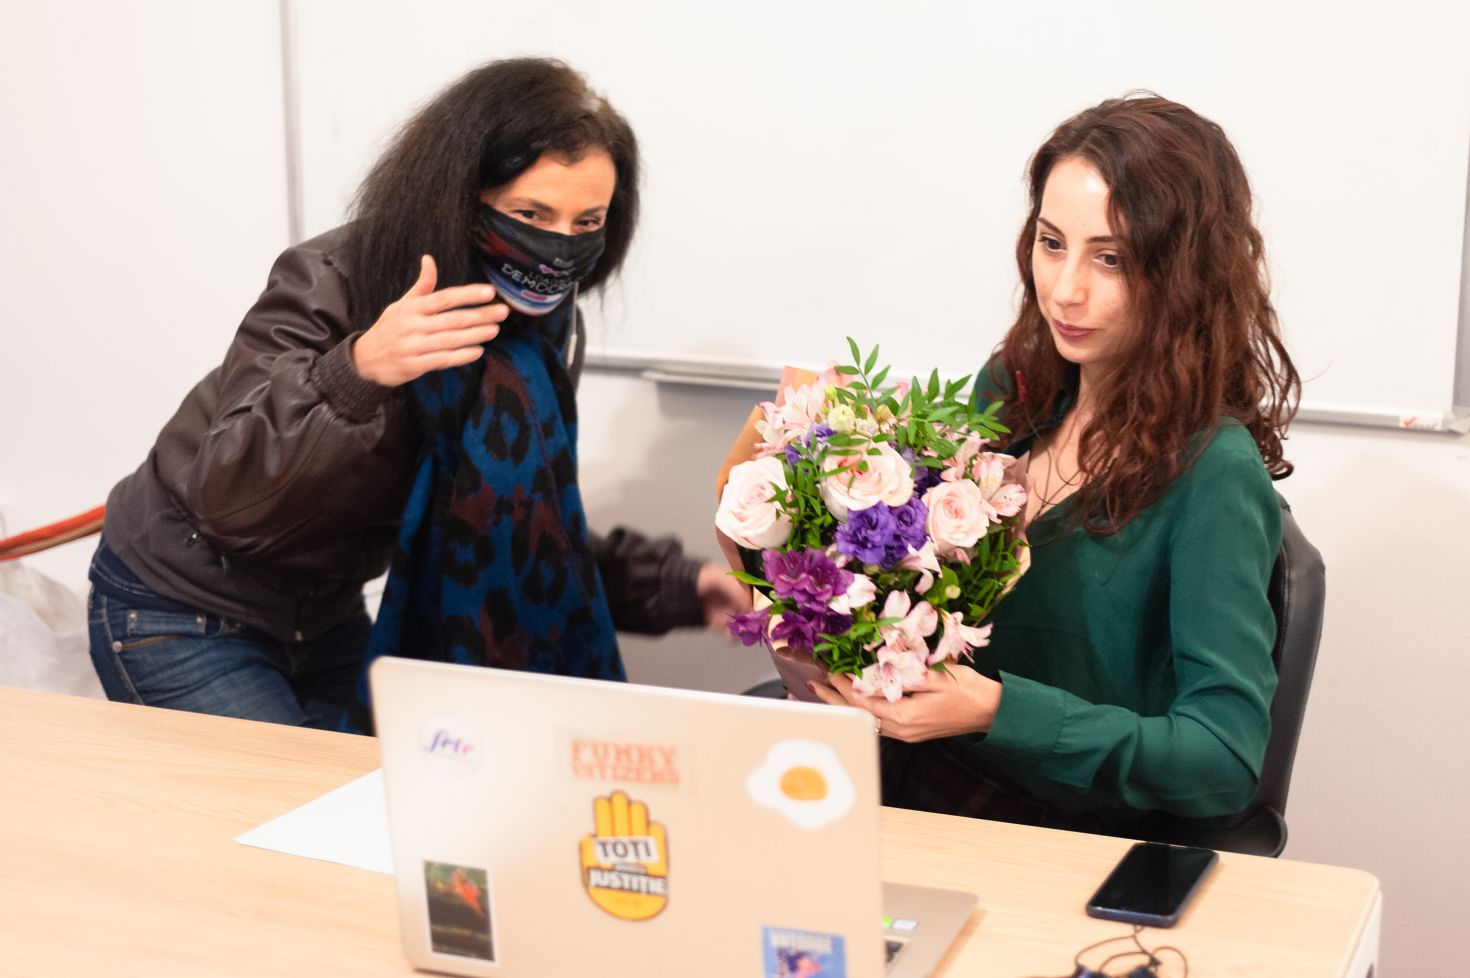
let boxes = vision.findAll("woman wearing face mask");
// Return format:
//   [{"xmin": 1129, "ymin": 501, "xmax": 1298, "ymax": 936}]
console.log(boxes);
[
  {"xmin": 88, "ymin": 58, "xmax": 748, "ymax": 730},
  {"xmin": 812, "ymin": 95, "xmax": 1301, "ymax": 833}
]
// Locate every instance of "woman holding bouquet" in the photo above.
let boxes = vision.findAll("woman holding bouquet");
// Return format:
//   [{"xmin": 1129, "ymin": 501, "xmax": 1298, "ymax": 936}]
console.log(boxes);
[
  {"xmin": 810, "ymin": 95, "xmax": 1300, "ymax": 832},
  {"xmin": 88, "ymin": 58, "xmax": 748, "ymax": 730}
]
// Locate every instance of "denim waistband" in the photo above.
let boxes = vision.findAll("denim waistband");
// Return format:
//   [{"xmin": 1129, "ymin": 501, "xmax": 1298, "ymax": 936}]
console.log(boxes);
[{"xmin": 89, "ymin": 535, "xmax": 200, "ymax": 615}]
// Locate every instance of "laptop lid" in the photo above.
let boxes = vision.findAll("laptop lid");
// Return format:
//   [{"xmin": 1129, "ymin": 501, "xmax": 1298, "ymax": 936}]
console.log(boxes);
[{"xmin": 372, "ymin": 657, "xmax": 904, "ymax": 977}]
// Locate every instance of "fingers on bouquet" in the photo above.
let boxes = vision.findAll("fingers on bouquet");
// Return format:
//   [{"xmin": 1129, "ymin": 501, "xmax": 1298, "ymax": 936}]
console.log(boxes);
[{"xmin": 715, "ymin": 340, "xmax": 1030, "ymax": 702}]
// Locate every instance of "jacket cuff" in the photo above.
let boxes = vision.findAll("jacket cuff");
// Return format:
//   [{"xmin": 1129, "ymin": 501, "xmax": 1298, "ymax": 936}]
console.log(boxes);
[
  {"xmin": 313, "ymin": 334, "xmax": 391, "ymax": 423},
  {"xmin": 660, "ymin": 551, "xmax": 706, "ymax": 631}
]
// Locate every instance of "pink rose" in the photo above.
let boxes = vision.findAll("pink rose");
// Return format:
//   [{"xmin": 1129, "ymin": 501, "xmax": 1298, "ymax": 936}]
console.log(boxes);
[
  {"xmin": 819, "ymin": 443, "xmax": 915, "ymax": 519},
  {"xmin": 922, "ymin": 480, "xmax": 988, "ymax": 556},
  {"xmin": 715, "ymin": 456, "xmax": 792, "ymax": 549}
]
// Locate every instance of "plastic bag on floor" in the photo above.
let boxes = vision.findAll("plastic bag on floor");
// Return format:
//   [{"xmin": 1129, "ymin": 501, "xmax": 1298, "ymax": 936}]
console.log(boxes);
[{"xmin": 0, "ymin": 559, "xmax": 105, "ymax": 698}]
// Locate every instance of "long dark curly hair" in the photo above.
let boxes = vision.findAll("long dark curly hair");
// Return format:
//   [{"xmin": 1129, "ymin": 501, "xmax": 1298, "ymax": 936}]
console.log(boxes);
[
  {"xmin": 341, "ymin": 58, "xmax": 639, "ymax": 330},
  {"xmin": 992, "ymin": 95, "xmax": 1300, "ymax": 534}
]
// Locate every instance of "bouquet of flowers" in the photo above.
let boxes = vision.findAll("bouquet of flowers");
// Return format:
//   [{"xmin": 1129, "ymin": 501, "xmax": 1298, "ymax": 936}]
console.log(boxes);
[{"xmin": 715, "ymin": 341, "xmax": 1030, "ymax": 701}]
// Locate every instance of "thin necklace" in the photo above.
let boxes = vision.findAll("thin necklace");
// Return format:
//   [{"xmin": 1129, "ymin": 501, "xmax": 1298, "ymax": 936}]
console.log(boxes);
[{"xmin": 1029, "ymin": 411, "xmax": 1087, "ymax": 510}]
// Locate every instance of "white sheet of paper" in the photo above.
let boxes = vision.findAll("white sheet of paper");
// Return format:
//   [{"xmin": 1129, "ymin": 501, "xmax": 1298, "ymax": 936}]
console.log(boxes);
[{"xmin": 235, "ymin": 768, "xmax": 393, "ymax": 874}]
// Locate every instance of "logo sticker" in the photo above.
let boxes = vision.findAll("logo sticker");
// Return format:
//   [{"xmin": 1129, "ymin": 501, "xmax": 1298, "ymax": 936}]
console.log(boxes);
[
  {"xmin": 578, "ymin": 790, "xmax": 669, "ymax": 920},
  {"xmin": 420, "ymin": 717, "xmax": 481, "ymax": 776},
  {"xmin": 763, "ymin": 926, "xmax": 847, "ymax": 977},
  {"xmin": 746, "ymin": 740, "xmax": 855, "ymax": 830},
  {"xmin": 570, "ymin": 738, "xmax": 680, "ymax": 786}
]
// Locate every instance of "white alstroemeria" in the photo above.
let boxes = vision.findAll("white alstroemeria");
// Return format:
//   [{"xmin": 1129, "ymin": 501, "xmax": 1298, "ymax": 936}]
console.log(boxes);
[
  {"xmin": 897, "ymin": 540, "xmax": 941, "ymax": 594},
  {"xmin": 828, "ymin": 573, "xmax": 877, "ymax": 615}
]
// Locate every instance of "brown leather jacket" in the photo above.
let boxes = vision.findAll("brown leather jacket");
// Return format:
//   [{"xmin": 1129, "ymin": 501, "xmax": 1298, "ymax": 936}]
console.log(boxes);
[{"xmin": 102, "ymin": 227, "xmax": 702, "ymax": 641}]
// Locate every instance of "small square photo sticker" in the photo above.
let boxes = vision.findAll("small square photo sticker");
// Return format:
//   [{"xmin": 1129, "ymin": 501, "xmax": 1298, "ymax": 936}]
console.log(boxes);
[
  {"xmin": 762, "ymin": 925, "xmax": 847, "ymax": 977},
  {"xmin": 423, "ymin": 861, "xmax": 495, "ymax": 962}
]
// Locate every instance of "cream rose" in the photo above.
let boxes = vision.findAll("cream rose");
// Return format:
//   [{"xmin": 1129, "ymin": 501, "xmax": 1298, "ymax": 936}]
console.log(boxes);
[
  {"xmin": 716, "ymin": 456, "xmax": 793, "ymax": 549},
  {"xmin": 923, "ymin": 479, "xmax": 988, "ymax": 556},
  {"xmin": 818, "ymin": 443, "xmax": 914, "ymax": 520}
]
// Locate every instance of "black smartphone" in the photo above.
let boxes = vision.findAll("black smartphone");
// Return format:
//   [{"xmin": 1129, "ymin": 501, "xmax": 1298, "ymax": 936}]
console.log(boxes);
[{"xmin": 1085, "ymin": 842, "xmax": 1218, "ymax": 927}]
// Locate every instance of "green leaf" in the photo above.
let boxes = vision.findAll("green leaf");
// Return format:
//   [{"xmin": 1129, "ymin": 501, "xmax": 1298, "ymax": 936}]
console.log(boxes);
[
  {"xmin": 871, "ymin": 365, "xmax": 890, "ymax": 389},
  {"xmin": 864, "ymin": 343, "xmax": 880, "ymax": 375},
  {"xmin": 729, "ymin": 571, "xmax": 770, "ymax": 587},
  {"xmin": 847, "ymin": 336, "xmax": 862, "ymax": 367},
  {"xmin": 835, "ymin": 364, "xmax": 861, "ymax": 376}
]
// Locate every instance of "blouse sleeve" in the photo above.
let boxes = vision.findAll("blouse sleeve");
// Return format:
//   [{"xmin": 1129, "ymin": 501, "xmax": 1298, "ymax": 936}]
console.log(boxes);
[{"xmin": 979, "ymin": 434, "xmax": 1282, "ymax": 818}]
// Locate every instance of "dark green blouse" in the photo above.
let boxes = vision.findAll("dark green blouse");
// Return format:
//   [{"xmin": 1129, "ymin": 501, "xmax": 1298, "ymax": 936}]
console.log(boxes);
[{"xmin": 948, "ymin": 384, "xmax": 1281, "ymax": 818}]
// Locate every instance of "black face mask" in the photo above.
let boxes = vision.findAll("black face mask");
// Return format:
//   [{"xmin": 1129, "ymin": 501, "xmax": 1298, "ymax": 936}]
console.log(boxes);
[{"xmin": 472, "ymin": 204, "xmax": 607, "ymax": 316}]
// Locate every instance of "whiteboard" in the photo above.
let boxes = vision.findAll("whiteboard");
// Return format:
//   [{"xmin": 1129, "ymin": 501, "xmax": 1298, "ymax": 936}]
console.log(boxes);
[{"xmin": 287, "ymin": 0, "xmax": 1470, "ymax": 426}]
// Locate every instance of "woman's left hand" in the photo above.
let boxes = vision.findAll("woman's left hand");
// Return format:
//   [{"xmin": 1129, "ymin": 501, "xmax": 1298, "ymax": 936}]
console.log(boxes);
[{"xmin": 807, "ymin": 666, "xmax": 1003, "ymax": 742}]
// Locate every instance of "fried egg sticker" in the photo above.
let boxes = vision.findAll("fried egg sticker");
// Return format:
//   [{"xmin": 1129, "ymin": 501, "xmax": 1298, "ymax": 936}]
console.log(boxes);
[{"xmin": 746, "ymin": 739, "xmax": 855, "ymax": 830}]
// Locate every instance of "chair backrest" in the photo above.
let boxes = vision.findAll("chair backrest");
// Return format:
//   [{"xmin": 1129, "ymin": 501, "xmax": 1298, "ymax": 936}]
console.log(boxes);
[
  {"xmin": 1255, "ymin": 491, "xmax": 1327, "ymax": 818},
  {"xmin": 1153, "ymin": 490, "xmax": 1326, "ymax": 856}
]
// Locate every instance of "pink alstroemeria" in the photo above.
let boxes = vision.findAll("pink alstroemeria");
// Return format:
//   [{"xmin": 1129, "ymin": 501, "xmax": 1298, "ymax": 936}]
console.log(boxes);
[
  {"xmin": 897, "ymin": 540, "xmax": 941, "ymax": 594},
  {"xmin": 931, "ymin": 609, "xmax": 993, "ymax": 664},
  {"xmin": 753, "ymin": 383, "xmax": 828, "ymax": 454},
  {"xmin": 876, "ymin": 591, "xmax": 938, "ymax": 654},
  {"xmin": 970, "ymin": 453, "xmax": 1027, "ymax": 523},
  {"xmin": 828, "ymin": 573, "xmax": 877, "ymax": 615},
  {"xmin": 852, "ymin": 648, "xmax": 929, "ymax": 702},
  {"xmin": 942, "ymin": 432, "xmax": 989, "ymax": 482}
]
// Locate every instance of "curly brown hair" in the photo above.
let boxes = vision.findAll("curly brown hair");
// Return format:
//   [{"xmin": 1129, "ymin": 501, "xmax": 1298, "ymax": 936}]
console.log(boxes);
[{"xmin": 992, "ymin": 95, "xmax": 1300, "ymax": 534}]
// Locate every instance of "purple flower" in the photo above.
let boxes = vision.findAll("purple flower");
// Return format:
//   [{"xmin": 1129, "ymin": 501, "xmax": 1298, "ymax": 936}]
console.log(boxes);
[
  {"xmin": 784, "ymin": 444, "xmax": 802, "ymax": 466},
  {"xmin": 770, "ymin": 608, "xmax": 821, "ymax": 652},
  {"xmin": 727, "ymin": 610, "xmax": 771, "ymax": 648},
  {"xmin": 913, "ymin": 461, "xmax": 944, "ymax": 495},
  {"xmin": 835, "ymin": 504, "xmax": 899, "ymax": 566},
  {"xmin": 770, "ymin": 607, "xmax": 854, "ymax": 653},
  {"xmin": 763, "ymin": 547, "xmax": 853, "ymax": 612},
  {"xmin": 891, "ymin": 496, "xmax": 930, "ymax": 550}
]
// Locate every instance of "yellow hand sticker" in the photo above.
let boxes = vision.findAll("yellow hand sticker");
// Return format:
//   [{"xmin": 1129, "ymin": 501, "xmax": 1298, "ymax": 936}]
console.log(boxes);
[{"xmin": 578, "ymin": 790, "xmax": 670, "ymax": 921}]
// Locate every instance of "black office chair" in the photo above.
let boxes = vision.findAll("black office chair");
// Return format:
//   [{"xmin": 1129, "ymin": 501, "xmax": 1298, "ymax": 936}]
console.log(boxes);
[
  {"xmin": 1150, "ymin": 492, "xmax": 1325, "ymax": 856},
  {"xmin": 743, "ymin": 493, "xmax": 1325, "ymax": 858}
]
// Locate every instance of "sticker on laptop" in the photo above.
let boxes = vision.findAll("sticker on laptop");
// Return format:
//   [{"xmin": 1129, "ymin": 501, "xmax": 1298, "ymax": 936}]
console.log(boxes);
[
  {"xmin": 579, "ymin": 790, "xmax": 670, "ymax": 921},
  {"xmin": 763, "ymin": 925, "xmax": 847, "ymax": 977},
  {"xmin": 746, "ymin": 739, "xmax": 855, "ymax": 830},
  {"xmin": 420, "ymin": 717, "xmax": 482, "ymax": 776},
  {"xmin": 570, "ymin": 737, "xmax": 681, "ymax": 786},
  {"xmin": 423, "ymin": 861, "xmax": 496, "ymax": 962}
]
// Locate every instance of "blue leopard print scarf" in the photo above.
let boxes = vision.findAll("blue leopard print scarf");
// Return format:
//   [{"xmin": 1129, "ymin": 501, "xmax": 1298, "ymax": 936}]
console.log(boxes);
[{"xmin": 352, "ymin": 304, "xmax": 622, "ymax": 729}]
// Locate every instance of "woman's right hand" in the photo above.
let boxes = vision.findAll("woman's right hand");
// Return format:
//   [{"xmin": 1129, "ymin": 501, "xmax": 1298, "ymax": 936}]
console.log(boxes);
[{"xmin": 352, "ymin": 255, "xmax": 510, "ymax": 387}]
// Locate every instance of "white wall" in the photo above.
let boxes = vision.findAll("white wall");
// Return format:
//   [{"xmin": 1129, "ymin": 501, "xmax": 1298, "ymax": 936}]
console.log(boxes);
[
  {"xmin": 0, "ymin": 2, "xmax": 290, "ymax": 581},
  {"xmin": 575, "ymin": 370, "xmax": 1470, "ymax": 978}
]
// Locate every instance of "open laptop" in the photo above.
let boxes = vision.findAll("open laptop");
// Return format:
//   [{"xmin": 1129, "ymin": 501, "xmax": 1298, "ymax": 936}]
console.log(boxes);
[{"xmin": 370, "ymin": 657, "xmax": 977, "ymax": 978}]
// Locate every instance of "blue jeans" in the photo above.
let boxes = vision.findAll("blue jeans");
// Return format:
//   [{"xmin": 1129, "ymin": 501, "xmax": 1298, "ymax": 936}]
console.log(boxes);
[{"xmin": 87, "ymin": 576, "xmax": 371, "ymax": 732}]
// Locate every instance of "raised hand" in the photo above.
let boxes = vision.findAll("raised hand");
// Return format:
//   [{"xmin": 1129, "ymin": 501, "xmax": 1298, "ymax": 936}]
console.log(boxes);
[{"xmin": 352, "ymin": 255, "xmax": 510, "ymax": 387}]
